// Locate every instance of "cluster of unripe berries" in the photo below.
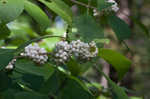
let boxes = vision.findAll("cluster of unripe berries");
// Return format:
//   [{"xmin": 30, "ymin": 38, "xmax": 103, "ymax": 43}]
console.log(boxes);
[
  {"xmin": 53, "ymin": 40, "xmax": 98, "ymax": 64},
  {"xmin": 5, "ymin": 40, "xmax": 98, "ymax": 69},
  {"xmin": 54, "ymin": 41, "xmax": 71, "ymax": 63},
  {"xmin": 5, "ymin": 43, "xmax": 48, "ymax": 70},
  {"xmin": 93, "ymin": 0, "xmax": 119, "ymax": 16},
  {"xmin": 20, "ymin": 43, "xmax": 48, "ymax": 64}
]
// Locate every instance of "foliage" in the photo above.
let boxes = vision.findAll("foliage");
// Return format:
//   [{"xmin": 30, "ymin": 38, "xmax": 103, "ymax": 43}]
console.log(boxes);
[{"xmin": 0, "ymin": 0, "xmax": 135, "ymax": 99}]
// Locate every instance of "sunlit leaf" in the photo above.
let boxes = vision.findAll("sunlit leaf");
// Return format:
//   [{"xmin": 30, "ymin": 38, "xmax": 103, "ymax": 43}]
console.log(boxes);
[
  {"xmin": 24, "ymin": 0, "xmax": 50, "ymax": 32},
  {"xmin": 39, "ymin": 0, "xmax": 72, "ymax": 25},
  {"xmin": 99, "ymin": 48, "xmax": 131, "ymax": 79},
  {"xmin": 0, "ymin": 0, "xmax": 24, "ymax": 23}
]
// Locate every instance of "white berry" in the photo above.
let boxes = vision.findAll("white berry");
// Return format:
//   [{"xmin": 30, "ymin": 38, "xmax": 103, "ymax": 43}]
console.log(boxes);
[
  {"xmin": 107, "ymin": 0, "xmax": 119, "ymax": 12},
  {"xmin": 5, "ymin": 59, "xmax": 16, "ymax": 70},
  {"xmin": 70, "ymin": 40, "xmax": 98, "ymax": 59},
  {"xmin": 54, "ymin": 41, "xmax": 71, "ymax": 64}
]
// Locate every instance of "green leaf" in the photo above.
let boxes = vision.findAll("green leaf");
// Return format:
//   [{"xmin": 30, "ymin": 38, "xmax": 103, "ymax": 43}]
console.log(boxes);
[
  {"xmin": 0, "ymin": 23, "xmax": 11, "ymax": 39},
  {"xmin": 0, "ymin": 71, "xmax": 12, "ymax": 92},
  {"xmin": 97, "ymin": 0, "xmax": 113, "ymax": 12},
  {"xmin": 1, "ymin": 89, "xmax": 15, "ymax": 99},
  {"xmin": 0, "ymin": 0, "xmax": 24, "ymax": 23},
  {"xmin": 24, "ymin": 0, "xmax": 50, "ymax": 32},
  {"xmin": 0, "ymin": 83, "xmax": 23, "ymax": 99},
  {"xmin": 70, "ymin": 15, "xmax": 104, "ymax": 43},
  {"xmin": 66, "ymin": 57, "xmax": 99, "ymax": 76},
  {"xmin": 39, "ymin": 0, "xmax": 72, "ymax": 25},
  {"xmin": 58, "ymin": 76, "xmax": 94, "ymax": 99},
  {"xmin": 110, "ymin": 81, "xmax": 129, "ymax": 99},
  {"xmin": 80, "ymin": 57, "xmax": 99, "ymax": 74},
  {"xmin": 99, "ymin": 48, "xmax": 131, "ymax": 79},
  {"xmin": 66, "ymin": 58, "xmax": 81, "ymax": 76},
  {"xmin": 21, "ymin": 73, "xmax": 45, "ymax": 91},
  {"xmin": 100, "ymin": 71, "xmax": 129, "ymax": 99},
  {"xmin": 11, "ymin": 72, "xmax": 46, "ymax": 92},
  {"xmin": 14, "ymin": 92, "xmax": 49, "ymax": 99},
  {"xmin": 15, "ymin": 59, "xmax": 54, "ymax": 80},
  {"xmin": 130, "ymin": 96, "xmax": 142, "ymax": 99},
  {"xmin": 40, "ymin": 69, "xmax": 66, "ymax": 95},
  {"xmin": 0, "ymin": 49, "xmax": 14, "ymax": 71},
  {"xmin": 40, "ymin": 69, "xmax": 94, "ymax": 99},
  {"xmin": 107, "ymin": 15, "xmax": 131, "ymax": 40},
  {"xmin": 94, "ymin": 38, "xmax": 110, "ymax": 44}
]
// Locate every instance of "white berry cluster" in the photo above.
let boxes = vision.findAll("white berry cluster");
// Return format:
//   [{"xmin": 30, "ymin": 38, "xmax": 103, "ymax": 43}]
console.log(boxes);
[
  {"xmin": 71, "ymin": 40, "xmax": 98, "ymax": 59},
  {"xmin": 107, "ymin": 0, "xmax": 119, "ymax": 12},
  {"xmin": 54, "ymin": 41, "xmax": 71, "ymax": 64},
  {"xmin": 5, "ymin": 59, "xmax": 16, "ymax": 70},
  {"xmin": 93, "ymin": 0, "xmax": 119, "ymax": 16},
  {"xmin": 54, "ymin": 40, "xmax": 98, "ymax": 64},
  {"xmin": 20, "ymin": 43, "xmax": 48, "ymax": 64}
]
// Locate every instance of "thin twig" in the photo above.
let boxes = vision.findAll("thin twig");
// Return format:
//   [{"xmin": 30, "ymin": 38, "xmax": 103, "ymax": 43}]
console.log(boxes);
[
  {"xmin": 87, "ymin": 0, "xmax": 91, "ymax": 14},
  {"xmin": 122, "ymin": 40, "xmax": 134, "ymax": 56},
  {"xmin": 122, "ymin": 41, "xmax": 130, "ymax": 52},
  {"xmin": 66, "ymin": 25, "xmax": 71, "ymax": 42},
  {"xmin": 14, "ymin": 56, "xmax": 25, "ymax": 59},
  {"xmin": 70, "ymin": 0, "xmax": 96, "ymax": 9},
  {"xmin": 70, "ymin": 0, "xmax": 107, "ymax": 16}
]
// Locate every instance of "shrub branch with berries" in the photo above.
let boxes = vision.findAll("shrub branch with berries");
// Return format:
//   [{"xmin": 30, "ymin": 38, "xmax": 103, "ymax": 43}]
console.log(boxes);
[
  {"xmin": 0, "ymin": 0, "xmax": 133, "ymax": 99},
  {"xmin": 6, "ymin": 40, "xmax": 98, "ymax": 69}
]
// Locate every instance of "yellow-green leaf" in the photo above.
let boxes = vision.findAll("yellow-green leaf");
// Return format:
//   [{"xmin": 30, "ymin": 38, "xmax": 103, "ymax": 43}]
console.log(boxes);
[
  {"xmin": 0, "ymin": 0, "xmax": 24, "ymax": 23},
  {"xmin": 99, "ymin": 48, "xmax": 131, "ymax": 79},
  {"xmin": 39, "ymin": 0, "xmax": 72, "ymax": 25},
  {"xmin": 24, "ymin": 0, "xmax": 50, "ymax": 32}
]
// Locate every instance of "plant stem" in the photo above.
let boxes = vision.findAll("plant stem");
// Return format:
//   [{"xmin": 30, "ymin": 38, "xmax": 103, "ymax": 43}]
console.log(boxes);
[
  {"xmin": 87, "ymin": 0, "xmax": 91, "ymax": 14},
  {"xmin": 70, "ymin": 0, "xmax": 96, "ymax": 9}
]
